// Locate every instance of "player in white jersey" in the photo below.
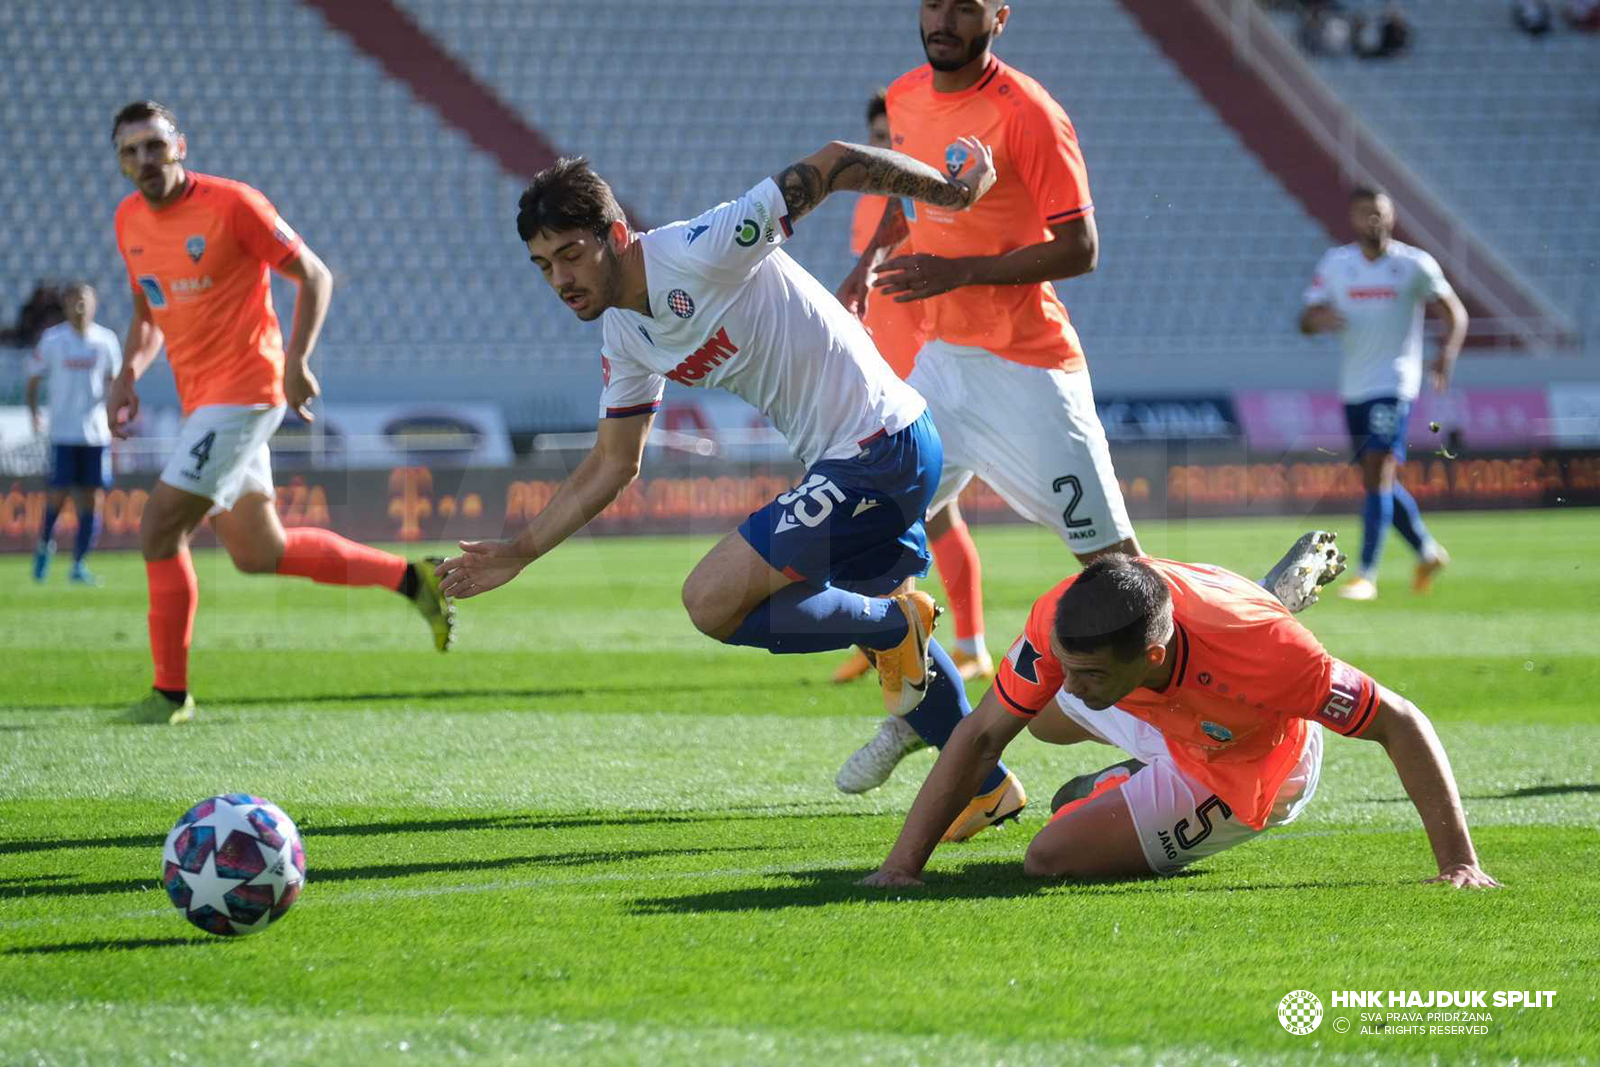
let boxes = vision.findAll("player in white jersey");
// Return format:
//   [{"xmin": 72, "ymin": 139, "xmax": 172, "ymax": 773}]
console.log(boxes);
[
  {"xmin": 434, "ymin": 141, "xmax": 1041, "ymax": 840},
  {"xmin": 1301, "ymin": 186, "xmax": 1468, "ymax": 601},
  {"xmin": 25, "ymin": 283, "xmax": 122, "ymax": 585}
]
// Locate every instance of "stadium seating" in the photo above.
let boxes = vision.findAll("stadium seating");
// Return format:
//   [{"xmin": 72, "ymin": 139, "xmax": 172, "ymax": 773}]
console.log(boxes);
[
  {"xmin": 1267, "ymin": 0, "xmax": 1599, "ymax": 347},
  {"xmin": 6, "ymin": 0, "xmax": 1590, "ymax": 424},
  {"xmin": 394, "ymin": 0, "xmax": 1337, "ymax": 377}
]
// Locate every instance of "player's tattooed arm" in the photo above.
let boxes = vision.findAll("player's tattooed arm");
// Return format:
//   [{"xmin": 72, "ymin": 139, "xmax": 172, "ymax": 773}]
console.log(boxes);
[{"xmin": 774, "ymin": 137, "xmax": 994, "ymax": 224}]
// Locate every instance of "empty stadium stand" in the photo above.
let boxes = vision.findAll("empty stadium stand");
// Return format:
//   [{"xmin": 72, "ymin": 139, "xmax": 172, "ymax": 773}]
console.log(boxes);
[{"xmin": 3, "ymin": 0, "xmax": 1592, "ymax": 429}]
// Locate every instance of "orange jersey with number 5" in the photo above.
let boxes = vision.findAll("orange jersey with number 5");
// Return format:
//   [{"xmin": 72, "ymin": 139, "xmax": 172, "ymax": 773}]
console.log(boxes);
[
  {"xmin": 886, "ymin": 58, "xmax": 1091, "ymax": 372},
  {"xmin": 114, "ymin": 173, "xmax": 304, "ymax": 413},
  {"xmin": 995, "ymin": 559, "xmax": 1381, "ymax": 828}
]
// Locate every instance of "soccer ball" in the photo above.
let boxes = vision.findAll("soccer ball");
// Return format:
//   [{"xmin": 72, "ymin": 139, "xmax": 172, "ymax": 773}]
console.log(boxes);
[{"xmin": 161, "ymin": 794, "xmax": 306, "ymax": 936}]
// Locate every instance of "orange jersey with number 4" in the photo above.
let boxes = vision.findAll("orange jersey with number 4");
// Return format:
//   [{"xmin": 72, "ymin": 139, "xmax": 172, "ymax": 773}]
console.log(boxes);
[
  {"xmin": 115, "ymin": 173, "xmax": 304, "ymax": 413},
  {"xmin": 886, "ymin": 58, "xmax": 1091, "ymax": 372},
  {"xmin": 995, "ymin": 559, "xmax": 1381, "ymax": 829}
]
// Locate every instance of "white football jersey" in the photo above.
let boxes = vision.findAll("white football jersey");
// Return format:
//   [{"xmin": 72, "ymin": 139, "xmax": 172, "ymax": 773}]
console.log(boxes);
[
  {"xmin": 28, "ymin": 322, "xmax": 122, "ymax": 445},
  {"xmin": 598, "ymin": 178, "xmax": 926, "ymax": 468},
  {"xmin": 1303, "ymin": 241, "xmax": 1454, "ymax": 403}
]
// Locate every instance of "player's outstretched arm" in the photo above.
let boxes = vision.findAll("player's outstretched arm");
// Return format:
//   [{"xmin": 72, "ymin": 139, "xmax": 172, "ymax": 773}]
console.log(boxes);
[
  {"xmin": 1360, "ymin": 685, "xmax": 1500, "ymax": 889},
  {"xmin": 773, "ymin": 136, "xmax": 994, "ymax": 227},
  {"xmin": 435, "ymin": 412, "xmax": 652, "ymax": 599},
  {"xmin": 861, "ymin": 688, "xmax": 1028, "ymax": 887},
  {"xmin": 108, "ymin": 291, "xmax": 165, "ymax": 439}
]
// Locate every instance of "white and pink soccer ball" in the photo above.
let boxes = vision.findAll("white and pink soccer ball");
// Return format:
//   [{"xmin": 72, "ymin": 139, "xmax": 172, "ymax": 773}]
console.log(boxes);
[{"xmin": 162, "ymin": 794, "xmax": 306, "ymax": 936}]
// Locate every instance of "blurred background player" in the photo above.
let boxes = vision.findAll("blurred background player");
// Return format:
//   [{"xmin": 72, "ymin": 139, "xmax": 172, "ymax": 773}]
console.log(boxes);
[
  {"xmin": 106, "ymin": 101, "xmax": 453, "ymax": 725},
  {"xmin": 26, "ymin": 282, "xmax": 120, "ymax": 585},
  {"xmin": 1301, "ymin": 185, "xmax": 1468, "ymax": 601},
  {"xmin": 833, "ymin": 89, "xmax": 993, "ymax": 693},
  {"xmin": 435, "ymin": 139, "xmax": 1030, "ymax": 841},
  {"xmin": 835, "ymin": 0, "xmax": 1139, "ymax": 794},
  {"xmin": 861, "ymin": 553, "xmax": 1497, "ymax": 891}
]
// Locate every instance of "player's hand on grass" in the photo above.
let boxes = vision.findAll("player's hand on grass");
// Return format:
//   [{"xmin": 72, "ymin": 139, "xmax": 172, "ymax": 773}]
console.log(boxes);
[
  {"xmin": 107, "ymin": 376, "xmax": 139, "ymax": 439},
  {"xmin": 859, "ymin": 867, "xmax": 924, "ymax": 889},
  {"xmin": 435, "ymin": 539, "xmax": 529, "ymax": 599},
  {"xmin": 285, "ymin": 361, "xmax": 321, "ymax": 422},
  {"xmin": 873, "ymin": 253, "xmax": 972, "ymax": 303},
  {"xmin": 950, "ymin": 134, "xmax": 996, "ymax": 208},
  {"xmin": 1427, "ymin": 863, "xmax": 1501, "ymax": 890}
]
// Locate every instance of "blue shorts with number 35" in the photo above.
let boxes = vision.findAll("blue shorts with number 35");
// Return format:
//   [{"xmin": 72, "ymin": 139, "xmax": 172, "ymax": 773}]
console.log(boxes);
[{"xmin": 739, "ymin": 411, "xmax": 941, "ymax": 598}]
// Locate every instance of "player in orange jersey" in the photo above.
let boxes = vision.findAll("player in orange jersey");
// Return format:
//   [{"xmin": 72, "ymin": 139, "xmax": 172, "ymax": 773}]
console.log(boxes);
[
  {"xmin": 862, "ymin": 553, "xmax": 1498, "ymax": 890},
  {"xmin": 832, "ymin": 89, "xmax": 995, "ymax": 706},
  {"xmin": 105, "ymin": 101, "xmax": 453, "ymax": 725},
  {"xmin": 836, "ymin": 0, "xmax": 1139, "ymax": 799}
]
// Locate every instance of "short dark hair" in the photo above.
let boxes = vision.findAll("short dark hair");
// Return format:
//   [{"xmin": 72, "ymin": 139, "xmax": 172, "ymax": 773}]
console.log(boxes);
[
  {"xmin": 1349, "ymin": 183, "xmax": 1390, "ymax": 204},
  {"xmin": 866, "ymin": 89, "xmax": 888, "ymax": 126},
  {"xmin": 516, "ymin": 157, "xmax": 624, "ymax": 243},
  {"xmin": 1052, "ymin": 554, "xmax": 1173, "ymax": 662},
  {"xmin": 112, "ymin": 100, "xmax": 179, "ymax": 142}
]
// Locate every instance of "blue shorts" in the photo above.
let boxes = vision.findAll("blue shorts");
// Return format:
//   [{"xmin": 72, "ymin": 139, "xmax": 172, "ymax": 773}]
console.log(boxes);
[
  {"xmin": 1344, "ymin": 398, "xmax": 1412, "ymax": 460},
  {"xmin": 48, "ymin": 443, "xmax": 112, "ymax": 490},
  {"xmin": 739, "ymin": 411, "xmax": 941, "ymax": 598}
]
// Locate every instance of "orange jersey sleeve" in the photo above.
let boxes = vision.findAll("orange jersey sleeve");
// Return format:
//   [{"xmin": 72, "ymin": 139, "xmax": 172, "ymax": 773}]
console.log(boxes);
[
  {"xmin": 993, "ymin": 578, "xmax": 1073, "ymax": 717},
  {"xmin": 849, "ymin": 194, "xmax": 890, "ymax": 257},
  {"xmin": 1005, "ymin": 92, "xmax": 1093, "ymax": 227},
  {"xmin": 230, "ymin": 183, "xmax": 304, "ymax": 269}
]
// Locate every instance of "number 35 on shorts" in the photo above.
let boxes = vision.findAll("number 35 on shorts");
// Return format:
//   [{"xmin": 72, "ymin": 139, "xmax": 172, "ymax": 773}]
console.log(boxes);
[{"xmin": 775, "ymin": 474, "xmax": 846, "ymax": 532}]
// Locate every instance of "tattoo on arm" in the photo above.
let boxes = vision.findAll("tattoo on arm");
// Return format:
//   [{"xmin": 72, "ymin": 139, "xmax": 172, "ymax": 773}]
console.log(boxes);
[
  {"xmin": 773, "ymin": 161, "xmax": 827, "ymax": 223},
  {"xmin": 774, "ymin": 143, "xmax": 969, "ymax": 224}
]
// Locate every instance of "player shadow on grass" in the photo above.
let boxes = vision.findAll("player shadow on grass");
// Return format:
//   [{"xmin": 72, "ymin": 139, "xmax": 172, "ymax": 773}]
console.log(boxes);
[
  {"xmin": 1369, "ymin": 783, "xmax": 1600, "ymax": 801},
  {"xmin": 0, "ymin": 845, "xmax": 774, "ymax": 901},
  {"xmin": 4, "ymin": 936, "xmax": 213, "ymax": 956},
  {"xmin": 0, "ymin": 802, "xmax": 888, "ymax": 856},
  {"xmin": 629, "ymin": 863, "xmax": 1404, "ymax": 915}
]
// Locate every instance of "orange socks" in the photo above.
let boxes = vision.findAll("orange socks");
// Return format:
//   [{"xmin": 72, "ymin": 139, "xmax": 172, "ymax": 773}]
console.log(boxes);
[
  {"xmin": 146, "ymin": 550, "xmax": 198, "ymax": 692},
  {"xmin": 275, "ymin": 528, "xmax": 408, "ymax": 589},
  {"xmin": 930, "ymin": 517, "xmax": 983, "ymax": 643}
]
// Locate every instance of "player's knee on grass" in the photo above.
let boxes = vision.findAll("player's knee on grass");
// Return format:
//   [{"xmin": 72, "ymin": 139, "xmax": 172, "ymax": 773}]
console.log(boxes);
[{"xmin": 1022, "ymin": 790, "xmax": 1151, "ymax": 880}]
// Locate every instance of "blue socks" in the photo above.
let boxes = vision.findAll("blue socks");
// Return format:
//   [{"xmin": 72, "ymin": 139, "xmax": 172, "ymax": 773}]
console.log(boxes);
[
  {"xmin": 39, "ymin": 506, "xmax": 60, "ymax": 547},
  {"xmin": 1363, "ymin": 484, "xmax": 1434, "ymax": 576},
  {"xmin": 1389, "ymin": 482, "xmax": 1430, "ymax": 554},
  {"xmin": 1360, "ymin": 490, "xmax": 1393, "ymax": 575},
  {"xmin": 73, "ymin": 506, "xmax": 99, "ymax": 564},
  {"xmin": 726, "ymin": 585, "xmax": 908, "ymax": 654},
  {"xmin": 725, "ymin": 589, "xmax": 1010, "ymax": 796},
  {"xmin": 906, "ymin": 638, "xmax": 1011, "ymax": 795}
]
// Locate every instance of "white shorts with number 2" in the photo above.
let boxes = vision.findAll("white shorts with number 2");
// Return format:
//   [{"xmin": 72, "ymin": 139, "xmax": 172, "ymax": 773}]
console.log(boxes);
[{"xmin": 158, "ymin": 404, "xmax": 285, "ymax": 513}]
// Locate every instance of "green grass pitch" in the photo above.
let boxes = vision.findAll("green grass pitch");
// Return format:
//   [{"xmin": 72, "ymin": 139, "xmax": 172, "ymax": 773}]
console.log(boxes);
[{"xmin": 3, "ymin": 510, "xmax": 1597, "ymax": 1065}]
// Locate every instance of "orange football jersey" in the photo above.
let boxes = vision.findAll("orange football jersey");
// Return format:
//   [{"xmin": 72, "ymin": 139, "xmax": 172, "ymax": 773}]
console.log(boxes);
[
  {"xmin": 995, "ymin": 559, "xmax": 1381, "ymax": 829},
  {"xmin": 886, "ymin": 58, "xmax": 1092, "ymax": 372},
  {"xmin": 114, "ymin": 173, "xmax": 303, "ymax": 413}
]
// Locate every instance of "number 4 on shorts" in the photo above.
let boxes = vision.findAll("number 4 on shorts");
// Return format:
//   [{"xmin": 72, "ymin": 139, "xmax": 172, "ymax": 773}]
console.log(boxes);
[{"xmin": 189, "ymin": 430, "xmax": 217, "ymax": 472}]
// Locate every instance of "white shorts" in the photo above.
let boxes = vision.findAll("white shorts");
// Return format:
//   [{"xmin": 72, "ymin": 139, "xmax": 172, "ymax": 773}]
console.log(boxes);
[
  {"xmin": 159, "ymin": 404, "xmax": 285, "ymax": 513},
  {"xmin": 1053, "ymin": 691, "xmax": 1324, "ymax": 875},
  {"xmin": 907, "ymin": 340, "xmax": 1135, "ymax": 554}
]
